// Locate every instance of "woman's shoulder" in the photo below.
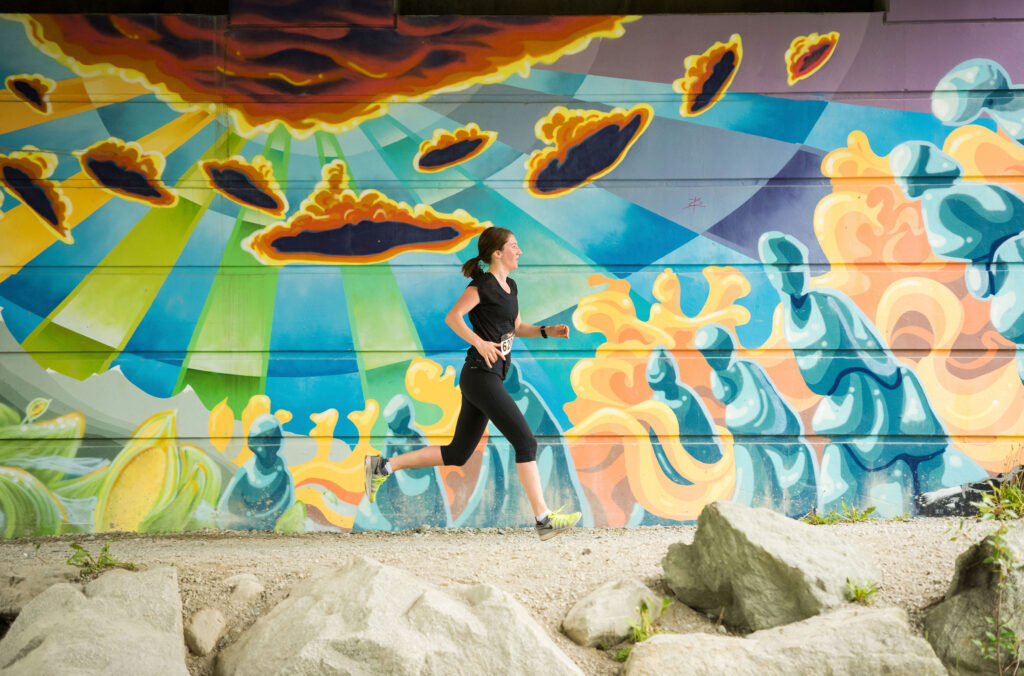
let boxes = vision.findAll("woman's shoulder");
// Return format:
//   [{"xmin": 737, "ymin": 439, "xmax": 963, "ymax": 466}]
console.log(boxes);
[{"xmin": 468, "ymin": 273, "xmax": 492, "ymax": 289}]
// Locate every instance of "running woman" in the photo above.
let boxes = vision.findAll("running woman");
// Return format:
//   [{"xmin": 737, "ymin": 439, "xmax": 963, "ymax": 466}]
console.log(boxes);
[{"xmin": 364, "ymin": 227, "xmax": 582, "ymax": 540}]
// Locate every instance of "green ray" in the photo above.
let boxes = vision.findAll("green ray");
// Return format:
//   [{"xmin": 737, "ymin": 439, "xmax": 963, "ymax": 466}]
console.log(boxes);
[
  {"xmin": 319, "ymin": 131, "xmax": 424, "ymax": 438},
  {"xmin": 175, "ymin": 124, "xmax": 291, "ymax": 412},
  {"xmin": 21, "ymin": 129, "xmax": 239, "ymax": 380},
  {"xmin": 363, "ymin": 116, "xmax": 466, "ymax": 206}
]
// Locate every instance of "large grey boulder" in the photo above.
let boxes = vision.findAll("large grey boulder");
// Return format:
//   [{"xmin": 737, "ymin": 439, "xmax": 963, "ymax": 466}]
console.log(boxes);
[
  {"xmin": 924, "ymin": 524, "xmax": 1024, "ymax": 675},
  {"xmin": 662, "ymin": 500, "xmax": 881, "ymax": 631},
  {"xmin": 0, "ymin": 566, "xmax": 187, "ymax": 675},
  {"xmin": 624, "ymin": 606, "xmax": 944, "ymax": 675},
  {"xmin": 0, "ymin": 564, "xmax": 78, "ymax": 616},
  {"xmin": 561, "ymin": 578, "xmax": 665, "ymax": 648},
  {"xmin": 217, "ymin": 556, "xmax": 582, "ymax": 676}
]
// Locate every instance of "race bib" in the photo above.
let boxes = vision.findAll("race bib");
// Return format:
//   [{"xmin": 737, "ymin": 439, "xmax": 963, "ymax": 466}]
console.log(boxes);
[{"xmin": 499, "ymin": 331, "xmax": 514, "ymax": 356}]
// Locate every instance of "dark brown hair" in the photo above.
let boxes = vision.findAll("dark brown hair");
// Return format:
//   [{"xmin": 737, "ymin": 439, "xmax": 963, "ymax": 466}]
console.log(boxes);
[{"xmin": 461, "ymin": 227, "xmax": 513, "ymax": 279}]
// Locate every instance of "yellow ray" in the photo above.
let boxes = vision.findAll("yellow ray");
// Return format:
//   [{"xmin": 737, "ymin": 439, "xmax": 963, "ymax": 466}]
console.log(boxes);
[
  {"xmin": 0, "ymin": 75, "xmax": 151, "ymax": 136},
  {"xmin": 0, "ymin": 109, "xmax": 214, "ymax": 283}
]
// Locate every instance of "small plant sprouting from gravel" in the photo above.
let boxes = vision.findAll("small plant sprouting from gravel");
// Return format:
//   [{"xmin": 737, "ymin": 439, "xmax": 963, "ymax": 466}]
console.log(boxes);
[
  {"xmin": 800, "ymin": 501, "xmax": 876, "ymax": 525},
  {"xmin": 627, "ymin": 598, "xmax": 673, "ymax": 643},
  {"xmin": 66, "ymin": 540, "xmax": 139, "ymax": 576},
  {"xmin": 845, "ymin": 578, "xmax": 881, "ymax": 604},
  {"xmin": 973, "ymin": 469, "xmax": 1024, "ymax": 522},
  {"xmin": 613, "ymin": 597, "xmax": 674, "ymax": 662}
]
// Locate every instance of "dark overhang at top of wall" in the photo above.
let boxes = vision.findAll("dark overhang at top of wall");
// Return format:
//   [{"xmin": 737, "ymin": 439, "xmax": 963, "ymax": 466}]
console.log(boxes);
[{"xmin": 0, "ymin": 0, "xmax": 886, "ymax": 15}]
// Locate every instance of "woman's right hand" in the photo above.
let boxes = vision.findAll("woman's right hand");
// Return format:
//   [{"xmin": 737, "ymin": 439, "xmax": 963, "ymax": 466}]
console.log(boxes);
[{"xmin": 476, "ymin": 340, "xmax": 505, "ymax": 367}]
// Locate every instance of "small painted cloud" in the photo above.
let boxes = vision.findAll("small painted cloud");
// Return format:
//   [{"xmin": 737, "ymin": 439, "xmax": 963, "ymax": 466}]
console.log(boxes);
[
  {"xmin": 242, "ymin": 160, "xmax": 490, "ymax": 265},
  {"xmin": 524, "ymin": 104, "xmax": 653, "ymax": 198},
  {"xmin": 200, "ymin": 155, "xmax": 288, "ymax": 217},
  {"xmin": 5, "ymin": 74, "xmax": 56, "ymax": 114},
  {"xmin": 785, "ymin": 32, "xmax": 839, "ymax": 85},
  {"xmin": 414, "ymin": 124, "xmax": 497, "ymax": 173},
  {"xmin": 0, "ymin": 146, "xmax": 72, "ymax": 242},
  {"xmin": 75, "ymin": 138, "xmax": 176, "ymax": 207},
  {"xmin": 673, "ymin": 34, "xmax": 743, "ymax": 117}
]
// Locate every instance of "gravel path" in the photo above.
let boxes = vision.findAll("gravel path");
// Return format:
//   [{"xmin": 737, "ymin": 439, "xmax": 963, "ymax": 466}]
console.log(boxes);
[{"xmin": 0, "ymin": 518, "xmax": 990, "ymax": 674}]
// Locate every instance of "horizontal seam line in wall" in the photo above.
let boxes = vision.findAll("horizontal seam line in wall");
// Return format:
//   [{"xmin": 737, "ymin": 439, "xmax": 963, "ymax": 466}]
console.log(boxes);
[
  {"xmin": 1, "ymin": 434, "xmax": 1019, "ymax": 442},
  {"xmin": 1, "ymin": 349, "xmax": 1018, "ymax": 356},
  {"xmin": 5, "ymin": 262, "xmax": 1022, "ymax": 270}
]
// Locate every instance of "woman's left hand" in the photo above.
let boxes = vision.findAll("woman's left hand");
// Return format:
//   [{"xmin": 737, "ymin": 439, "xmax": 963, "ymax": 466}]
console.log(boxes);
[{"xmin": 548, "ymin": 324, "xmax": 570, "ymax": 339}]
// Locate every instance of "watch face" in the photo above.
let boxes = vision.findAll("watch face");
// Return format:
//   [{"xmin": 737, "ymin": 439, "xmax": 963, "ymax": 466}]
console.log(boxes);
[{"xmin": 500, "ymin": 331, "xmax": 514, "ymax": 356}]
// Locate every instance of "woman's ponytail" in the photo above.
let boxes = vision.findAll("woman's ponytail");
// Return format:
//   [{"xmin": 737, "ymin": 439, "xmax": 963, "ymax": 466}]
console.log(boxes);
[
  {"xmin": 463, "ymin": 227, "xmax": 513, "ymax": 279},
  {"xmin": 462, "ymin": 255, "xmax": 483, "ymax": 279}
]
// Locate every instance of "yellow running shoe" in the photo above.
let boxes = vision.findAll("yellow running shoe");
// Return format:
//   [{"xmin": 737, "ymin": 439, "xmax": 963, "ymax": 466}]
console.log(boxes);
[
  {"xmin": 535, "ymin": 505, "xmax": 581, "ymax": 541},
  {"xmin": 364, "ymin": 455, "xmax": 390, "ymax": 503}
]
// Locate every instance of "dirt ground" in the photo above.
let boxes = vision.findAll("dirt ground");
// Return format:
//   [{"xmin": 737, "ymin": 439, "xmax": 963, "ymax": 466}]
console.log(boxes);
[{"xmin": 0, "ymin": 518, "xmax": 990, "ymax": 674}]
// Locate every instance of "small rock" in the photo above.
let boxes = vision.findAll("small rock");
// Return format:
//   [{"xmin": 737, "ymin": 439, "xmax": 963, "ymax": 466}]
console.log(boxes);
[
  {"xmin": 582, "ymin": 548, "xmax": 591, "ymax": 555},
  {"xmin": 185, "ymin": 608, "xmax": 226, "ymax": 656},
  {"xmin": 225, "ymin": 573, "xmax": 264, "ymax": 604},
  {"xmin": 562, "ymin": 578, "xmax": 665, "ymax": 648}
]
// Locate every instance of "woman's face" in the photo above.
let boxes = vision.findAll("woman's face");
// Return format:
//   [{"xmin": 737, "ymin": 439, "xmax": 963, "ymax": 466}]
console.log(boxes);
[{"xmin": 495, "ymin": 235, "xmax": 521, "ymax": 270}]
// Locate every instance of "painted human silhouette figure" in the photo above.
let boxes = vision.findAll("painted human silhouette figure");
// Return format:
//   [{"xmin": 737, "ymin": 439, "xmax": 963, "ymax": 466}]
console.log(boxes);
[
  {"xmin": 218, "ymin": 413, "xmax": 295, "ymax": 530},
  {"xmin": 758, "ymin": 231, "xmax": 985, "ymax": 516},
  {"xmin": 695, "ymin": 323, "xmax": 819, "ymax": 516},
  {"xmin": 356, "ymin": 395, "xmax": 451, "ymax": 530},
  {"xmin": 645, "ymin": 345, "xmax": 775, "ymax": 512},
  {"xmin": 891, "ymin": 60, "xmax": 1024, "ymax": 382}
]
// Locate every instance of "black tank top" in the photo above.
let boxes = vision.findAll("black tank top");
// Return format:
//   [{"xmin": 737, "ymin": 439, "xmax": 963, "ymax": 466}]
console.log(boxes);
[{"xmin": 466, "ymin": 273, "xmax": 518, "ymax": 379}]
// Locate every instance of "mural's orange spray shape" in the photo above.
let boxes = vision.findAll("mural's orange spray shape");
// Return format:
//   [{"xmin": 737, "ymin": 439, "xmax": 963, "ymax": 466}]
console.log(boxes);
[
  {"xmin": 813, "ymin": 128, "xmax": 1024, "ymax": 471},
  {"xmin": 565, "ymin": 270, "xmax": 754, "ymax": 524}
]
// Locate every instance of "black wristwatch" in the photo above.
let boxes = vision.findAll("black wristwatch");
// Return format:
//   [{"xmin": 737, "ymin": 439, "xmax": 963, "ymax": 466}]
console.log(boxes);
[{"xmin": 540, "ymin": 325, "xmax": 548, "ymax": 339}]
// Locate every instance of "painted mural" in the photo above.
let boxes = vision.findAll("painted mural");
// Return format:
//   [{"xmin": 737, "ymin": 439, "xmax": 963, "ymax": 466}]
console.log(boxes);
[{"xmin": 1, "ymin": 2, "xmax": 1022, "ymax": 537}]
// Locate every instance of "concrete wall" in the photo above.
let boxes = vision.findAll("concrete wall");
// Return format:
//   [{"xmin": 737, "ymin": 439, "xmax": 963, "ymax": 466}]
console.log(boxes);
[{"xmin": 1, "ymin": 0, "xmax": 1022, "ymax": 535}]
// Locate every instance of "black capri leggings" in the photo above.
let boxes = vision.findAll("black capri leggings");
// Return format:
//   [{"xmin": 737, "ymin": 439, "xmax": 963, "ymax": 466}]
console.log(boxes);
[{"xmin": 440, "ymin": 364, "xmax": 538, "ymax": 466}]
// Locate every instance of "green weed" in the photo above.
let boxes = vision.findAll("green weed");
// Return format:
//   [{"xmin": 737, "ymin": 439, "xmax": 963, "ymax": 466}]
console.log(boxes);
[
  {"xmin": 66, "ymin": 540, "xmax": 138, "ymax": 576},
  {"xmin": 845, "ymin": 578, "xmax": 881, "ymax": 604},
  {"xmin": 627, "ymin": 599, "xmax": 657, "ymax": 643},
  {"xmin": 800, "ymin": 500, "xmax": 876, "ymax": 525},
  {"xmin": 614, "ymin": 646, "xmax": 632, "ymax": 662},
  {"xmin": 973, "ymin": 470, "xmax": 1024, "ymax": 522}
]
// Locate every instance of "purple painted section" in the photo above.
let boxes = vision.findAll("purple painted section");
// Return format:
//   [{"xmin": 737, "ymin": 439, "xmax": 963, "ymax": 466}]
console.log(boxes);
[
  {"xmin": 702, "ymin": 147, "xmax": 830, "ymax": 263},
  {"xmin": 544, "ymin": 11, "xmax": 1024, "ymax": 116},
  {"xmin": 887, "ymin": 0, "xmax": 1024, "ymax": 22}
]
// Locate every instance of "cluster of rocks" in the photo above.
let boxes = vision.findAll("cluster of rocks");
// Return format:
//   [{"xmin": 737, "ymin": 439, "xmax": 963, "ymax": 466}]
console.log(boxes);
[{"xmin": 0, "ymin": 501, "xmax": 1019, "ymax": 674}]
